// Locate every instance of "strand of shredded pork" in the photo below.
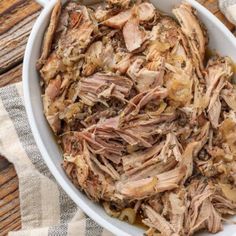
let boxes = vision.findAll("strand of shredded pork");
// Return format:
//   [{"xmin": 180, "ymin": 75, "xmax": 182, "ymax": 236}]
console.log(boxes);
[{"xmin": 38, "ymin": 0, "xmax": 236, "ymax": 235}]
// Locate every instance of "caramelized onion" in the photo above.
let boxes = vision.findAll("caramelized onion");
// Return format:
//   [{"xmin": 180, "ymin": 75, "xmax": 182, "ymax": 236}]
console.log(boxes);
[
  {"xmin": 103, "ymin": 202, "xmax": 120, "ymax": 218},
  {"xmin": 119, "ymin": 208, "xmax": 136, "ymax": 224}
]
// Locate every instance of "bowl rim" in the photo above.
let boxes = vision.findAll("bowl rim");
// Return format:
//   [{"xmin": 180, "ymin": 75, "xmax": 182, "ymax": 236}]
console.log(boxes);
[{"xmin": 23, "ymin": 1, "xmax": 236, "ymax": 235}]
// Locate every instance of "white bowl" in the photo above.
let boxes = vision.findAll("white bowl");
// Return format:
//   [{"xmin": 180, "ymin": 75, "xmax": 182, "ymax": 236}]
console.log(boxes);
[{"xmin": 23, "ymin": 0, "xmax": 236, "ymax": 235}]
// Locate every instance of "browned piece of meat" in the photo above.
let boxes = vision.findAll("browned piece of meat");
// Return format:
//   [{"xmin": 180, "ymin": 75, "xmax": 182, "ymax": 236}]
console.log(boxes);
[
  {"xmin": 78, "ymin": 73, "xmax": 133, "ymax": 106},
  {"xmin": 45, "ymin": 75, "xmax": 62, "ymax": 101},
  {"xmin": 47, "ymin": 113, "xmax": 61, "ymax": 134},
  {"xmin": 123, "ymin": 17, "xmax": 146, "ymax": 52},
  {"xmin": 116, "ymin": 166, "xmax": 186, "ymax": 199},
  {"xmin": 204, "ymin": 57, "xmax": 233, "ymax": 128},
  {"xmin": 219, "ymin": 116, "xmax": 236, "ymax": 155},
  {"xmin": 38, "ymin": 1, "xmax": 236, "ymax": 234},
  {"xmin": 137, "ymin": 2, "xmax": 155, "ymax": 21},
  {"xmin": 185, "ymin": 180, "xmax": 224, "ymax": 235},
  {"xmin": 58, "ymin": 20, "xmax": 95, "ymax": 60},
  {"xmin": 165, "ymin": 62, "xmax": 193, "ymax": 105},
  {"xmin": 160, "ymin": 132, "xmax": 182, "ymax": 162},
  {"xmin": 37, "ymin": 0, "xmax": 62, "ymax": 69},
  {"xmin": 103, "ymin": 9, "xmax": 132, "ymax": 29},
  {"xmin": 121, "ymin": 86, "xmax": 168, "ymax": 121},
  {"xmin": 82, "ymin": 41, "xmax": 103, "ymax": 76},
  {"xmin": 221, "ymin": 87, "xmax": 236, "ymax": 112},
  {"xmin": 122, "ymin": 141, "xmax": 164, "ymax": 175},
  {"xmin": 127, "ymin": 157, "xmax": 177, "ymax": 182},
  {"xmin": 40, "ymin": 52, "xmax": 64, "ymax": 84},
  {"xmin": 150, "ymin": 17, "xmax": 180, "ymax": 48},
  {"xmin": 212, "ymin": 192, "xmax": 236, "ymax": 215},
  {"xmin": 181, "ymin": 122, "xmax": 210, "ymax": 181},
  {"xmin": 168, "ymin": 190, "xmax": 187, "ymax": 235},
  {"xmin": 188, "ymin": 198, "xmax": 222, "ymax": 235},
  {"xmin": 107, "ymin": 0, "xmax": 131, "ymax": 8},
  {"xmin": 123, "ymin": 141, "xmax": 163, "ymax": 164},
  {"xmin": 173, "ymin": 3, "xmax": 208, "ymax": 78},
  {"xmin": 127, "ymin": 57, "xmax": 165, "ymax": 92},
  {"xmin": 103, "ymin": 2, "xmax": 156, "ymax": 29},
  {"xmin": 142, "ymin": 205, "xmax": 175, "ymax": 236}
]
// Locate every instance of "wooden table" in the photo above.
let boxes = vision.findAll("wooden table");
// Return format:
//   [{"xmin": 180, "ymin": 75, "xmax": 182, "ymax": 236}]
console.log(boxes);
[{"xmin": 0, "ymin": 1, "xmax": 235, "ymax": 235}]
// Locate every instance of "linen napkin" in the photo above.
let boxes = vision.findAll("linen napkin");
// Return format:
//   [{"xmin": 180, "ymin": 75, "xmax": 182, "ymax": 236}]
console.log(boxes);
[
  {"xmin": 219, "ymin": 0, "xmax": 236, "ymax": 26},
  {"xmin": 0, "ymin": 82, "xmax": 113, "ymax": 236}
]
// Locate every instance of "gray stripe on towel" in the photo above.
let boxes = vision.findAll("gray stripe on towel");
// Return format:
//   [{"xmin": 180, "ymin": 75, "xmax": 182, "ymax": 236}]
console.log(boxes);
[
  {"xmin": 0, "ymin": 85, "xmax": 50, "ymax": 176},
  {"xmin": 48, "ymin": 223, "xmax": 68, "ymax": 236},
  {"xmin": 59, "ymin": 186, "xmax": 77, "ymax": 223},
  {"xmin": 0, "ymin": 84, "xmax": 44, "ymax": 226},
  {"xmin": 0, "ymin": 84, "xmax": 77, "ymax": 223},
  {"xmin": 85, "ymin": 216, "xmax": 103, "ymax": 236}
]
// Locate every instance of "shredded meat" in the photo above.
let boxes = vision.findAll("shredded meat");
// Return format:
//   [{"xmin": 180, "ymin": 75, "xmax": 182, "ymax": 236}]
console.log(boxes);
[
  {"xmin": 173, "ymin": 3, "xmax": 208, "ymax": 78},
  {"xmin": 123, "ymin": 16, "xmax": 146, "ymax": 52},
  {"xmin": 38, "ymin": 0, "xmax": 236, "ymax": 235},
  {"xmin": 37, "ymin": 0, "xmax": 62, "ymax": 69},
  {"xmin": 77, "ymin": 73, "xmax": 133, "ymax": 106}
]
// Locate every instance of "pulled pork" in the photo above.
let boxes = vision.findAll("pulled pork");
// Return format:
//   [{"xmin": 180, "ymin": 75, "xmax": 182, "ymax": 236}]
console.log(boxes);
[{"xmin": 38, "ymin": 0, "xmax": 236, "ymax": 235}]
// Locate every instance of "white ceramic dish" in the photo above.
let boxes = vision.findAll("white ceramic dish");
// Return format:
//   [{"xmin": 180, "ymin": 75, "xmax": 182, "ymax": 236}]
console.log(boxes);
[{"xmin": 23, "ymin": 0, "xmax": 236, "ymax": 235}]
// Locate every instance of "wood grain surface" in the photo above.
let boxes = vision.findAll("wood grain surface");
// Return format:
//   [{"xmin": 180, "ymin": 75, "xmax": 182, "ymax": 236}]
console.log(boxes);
[
  {"xmin": 0, "ymin": 1, "xmax": 235, "ymax": 235},
  {"xmin": 0, "ymin": 1, "xmax": 41, "ymax": 235}
]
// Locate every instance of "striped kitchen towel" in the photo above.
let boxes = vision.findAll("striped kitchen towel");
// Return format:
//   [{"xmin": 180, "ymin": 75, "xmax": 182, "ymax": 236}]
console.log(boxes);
[{"xmin": 0, "ymin": 82, "xmax": 113, "ymax": 236}]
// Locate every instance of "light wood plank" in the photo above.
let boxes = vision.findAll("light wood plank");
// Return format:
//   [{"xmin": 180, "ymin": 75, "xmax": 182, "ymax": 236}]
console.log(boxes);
[
  {"xmin": 0, "ymin": 190, "xmax": 19, "ymax": 208},
  {"xmin": 0, "ymin": 165, "xmax": 17, "ymax": 186},
  {"xmin": 0, "ymin": 11, "xmax": 40, "ymax": 73},
  {"xmin": 0, "ymin": 205, "xmax": 20, "ymax": 223},
  {"xmin": 0, "ymin": 0, "xmax": 41, "ymax": 35},
  {"xmin": 0, "ymin": 198, "xmax": 20, "ymax": 219},
  {"xmin": 0, "ymin": 64, "xmax": 22, "ymax": 88},
  {"xmin": 0, "ymin": 218, "xmax": 21, "ymax": 236},
  {"xmin": 0, "ymin": 211, "xmax": 21, "ymax": 232},
  {"xmin": 0, "ymin": 0, "xmax": 24, "ymax": 15},
  {"xmin": 0, "ymin": 177, "xmax": 18, "ymax": 200}
]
